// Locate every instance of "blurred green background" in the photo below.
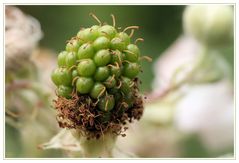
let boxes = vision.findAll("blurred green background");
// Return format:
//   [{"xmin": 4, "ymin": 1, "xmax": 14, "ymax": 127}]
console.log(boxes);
[{"xmin": 19, "ymin": 5, "xmax": 184, "ymax": 92}]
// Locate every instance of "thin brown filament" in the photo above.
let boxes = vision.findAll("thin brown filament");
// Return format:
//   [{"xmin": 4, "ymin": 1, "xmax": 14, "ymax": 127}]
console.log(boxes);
[
  {"xmin": 98, "ymin": 87, "xmax": 106, "ymax": 98},
  {"xmin": 107, "ymin": 64, "xmax": 115, "ymax": 68},
  {"xmin": 109, "ymin": 74, "xmax": 115, "ymax": 83},
  {"xmin": 123, "ymin": 60, "xmax": 131, "ymax": 64},
  {"xmin": 135, "ymin": 38, "xmax": 144, "ymax": 44},
  {"xmin": 110, "ymin": 14, "xmax": 116, "ymax": 27},
  {"xmin": 116, "ymin": 80, "xmax": 122, "ymax": 89},
  {"xmin": 101, "ymin": 31, "xmax": 109, "ymax": 36},
  {"xmin": 129, "ymin": 82, "xmax": 134, "ymax": 88},
  {"xmin": 111, "ymin": 50, "xmax": 116, "ymax": 55},
  {"xmin": 76, "ymin": 36, "xmax": 84, "ymax": 41},
  {"xmin": 108, "ymin": 63, "xmax": 119, "ymax": 69},
  {"xmin": 123, "ymin": 50, "xmax": 135, "ymax": 55},
  {"xmin": 72, "ymin": 76, "xmax": 79, "ymax": 86},
  {"xmin": 117, "ymin": 52, "xmax": 122, "ymax": 65},
  {"xmin": 6, "ymin": 110, "xmax": 20, "ymax": 118},
  {"xmin": 69, "ymin": 65, "xmax": 77, "ymax": 71},
  {"xmin": 114, "ymin": 62, "xmax": 119, "ymax": 69},
  {"xmin": 105, "ymin": 99, "xmax": 109, "ymax": 111},
  {"xmin": 122, "ymin": 102, "xmax": 129, "ymax": 108},
  {"xmin": 123, "ymin": 26, "xmax": 139, "ymax": 32},
  {"xmin": 89, "ymin": 13, "xmax": 102, "ymax": 26},
  {"xmin": 140, "ymin": 56, "xmax": 152, "ymax": 62},
  {"xmin": 99, "ymin": 125, "xmax": 105, "ymax": 141},
  {"xmin": 93, "ymin": 99, "xmax": 100, "ymax": 106},
  {"xmin": 118, "ymin": 103, "xmax": 123, "ymax": 110},
  {"xmin": 129, "ymin": 29, "xmax": 135, "ymax": 38}
]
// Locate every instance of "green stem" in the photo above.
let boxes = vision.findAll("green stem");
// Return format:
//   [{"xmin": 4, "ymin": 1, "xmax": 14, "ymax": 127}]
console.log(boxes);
[
  {"xmin": 169, "ymin": 47, "xmax": 208, "ymax": 91},
  {"xmin": 71, "ymin": 130, "xmax": 117, "ymax": 158}
]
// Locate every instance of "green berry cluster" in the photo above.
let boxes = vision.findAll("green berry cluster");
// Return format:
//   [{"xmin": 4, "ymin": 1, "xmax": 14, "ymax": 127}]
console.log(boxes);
[{"xmin": 51, "ymin": 14, "xmax": 144, "ymax": 112}]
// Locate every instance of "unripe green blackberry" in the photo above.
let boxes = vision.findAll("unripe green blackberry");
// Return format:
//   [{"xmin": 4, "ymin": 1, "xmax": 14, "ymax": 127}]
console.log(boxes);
[
  {"xmin": 66, "ymin": 39, "xmax": 82, "ymax": 53},
  {"xmin": 123, "ymin": 92, "xmax": 134, "ymax": 108},
  {"xmin": 125, "ymin": 44, "xmax": 140, "ymax": 62},
  {"xmin": 77, "ymin": 59, "xmax": 96, "ymax": 77},
  {"xmin": 111, "ymin": 50, "xmax": 125, "ymax": 65},
  {"xmin": 57, "ymin": 51, "xmax": 68, "ymax": 67},
  {"xmin": 77, "ymin": 43, "xmax": 95, "ymax": 59},
  {"xmin": 123, "ymin": 62, "xmax": 140, "ymax": 79},
  {"xmin": 99, "ymin": 25, "xmax": 117, "ymax": 39},
  {"xmin": 57, "ymin": 85, "xmax": 73, "ymax": 99},
  {"xmin": 51, "ymin": 13, "xmax": 150, "ymax": 139},
  {"xmin": 72, "ymin": 69, "xmax": 78, "ymax": 79},
  {"xmin": 93, "ymin": 36, "xmax": 110, "ymax": 51},
  {"xmin": 77, "ymin": 27, "xmax": 99, "ymax": 42},
  {"xmin": 90, "ymin": 82, "xmax": 106, "ymax": 99},
  {"xmin": 116, "ymin": 32, "xmax": 130, "ymax": 45},
  {"xmin": 51, "ymin": 67, "xmax": 72, "ymax": 86},
  {"xmin": 120, "ymin": 76, "xmax": 133, "ymax": 94},
  {"xmin": 104, "ymin": 75, "xmax": 117, "ymax": 88},
  {"xmin": 94, "ymin": 49, "xmax": 111, "ymax": 66},
  {"xmin": 110, "ymin": 37, "xmax": 126, "ymax": 51},
  {"xmin": 65, "ymin": 52, "xmax": 77, "ymax": 68},
  {"xmin": 98, "ymin": 94, "xmax": 115, "ymax": 112},
  {"xmin": 109, "ymin": 64, "xmax": 122, "ymax": 78},
  {"xmin": 76, "ymin": 77, "xmax": 94, "ymax": 94},
  {"xmin": 94, "ymin": 66, "xmax": 110, "ymax": 81}
]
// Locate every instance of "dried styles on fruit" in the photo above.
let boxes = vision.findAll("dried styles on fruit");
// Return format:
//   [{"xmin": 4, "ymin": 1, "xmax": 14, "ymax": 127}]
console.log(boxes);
[{"xmin": 51, "ymin": 13, "xmax": 148, "ymax": 139}]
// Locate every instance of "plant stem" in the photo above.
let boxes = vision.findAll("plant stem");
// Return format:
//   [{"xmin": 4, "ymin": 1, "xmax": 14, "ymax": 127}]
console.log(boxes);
[
  {"xmin": 147, "ymin": 47, "xmax": 208, "ymax": 102},
  {"xmin": 71, "ymin": 130, "xmax": 117, "ymax": 158}
]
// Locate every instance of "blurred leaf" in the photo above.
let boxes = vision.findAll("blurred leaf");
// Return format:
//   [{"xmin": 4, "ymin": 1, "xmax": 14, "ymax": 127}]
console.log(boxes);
[
  {"xmin": 5, "ymin": 124, "xmax": 23, "ymax": 158},
  {"xmin": 180, "ymin": 134, "xmax": 210, "ymax": 158}
]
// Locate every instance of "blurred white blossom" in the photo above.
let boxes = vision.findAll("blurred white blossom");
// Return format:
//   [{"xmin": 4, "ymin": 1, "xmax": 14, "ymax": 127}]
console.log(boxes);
[
  {"xmin": 5, "ymin": 6, "xmax": 43, "ymax": 71},
  {"xmin": 183, "ymin": 5, "xmax": 233, "ymax": 47},
  {"xmin": 150, "ymin": 32, "xmax": 233, "ymax": 153},
  {"xmin": 152, "ymin": 35, "xmax": 200, "ymax": 92},
  {"xmin": 174, "ymin": 80, "xmax": 234, "ymax": 152}
]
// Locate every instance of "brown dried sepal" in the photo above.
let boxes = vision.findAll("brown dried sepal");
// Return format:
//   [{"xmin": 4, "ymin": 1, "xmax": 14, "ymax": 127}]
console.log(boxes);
[{"xmin": 54, "ymin": 80, "xmax": 144, "ymax": 140}]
